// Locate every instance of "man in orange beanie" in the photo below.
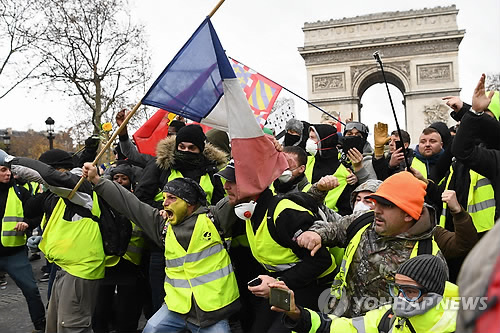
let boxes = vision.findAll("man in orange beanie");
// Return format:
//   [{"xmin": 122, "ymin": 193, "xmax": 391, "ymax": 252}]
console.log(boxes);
[{"xmin": 296, "ymin": 171, "xmax": 447, "ymax": 318}]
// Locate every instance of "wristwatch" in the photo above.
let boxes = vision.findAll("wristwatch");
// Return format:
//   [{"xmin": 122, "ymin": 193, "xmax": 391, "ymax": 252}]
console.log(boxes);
[{"xmin": 470, "ymin": 108, "xmax": 484, "ymax": 116}]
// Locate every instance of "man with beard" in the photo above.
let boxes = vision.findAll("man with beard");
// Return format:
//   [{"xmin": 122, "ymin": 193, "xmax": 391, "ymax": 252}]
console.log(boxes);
[
  {"xmin": 82, "ymin": 164, "xmax": 240, "ymax": 333},
  {"xmin": 297, "ymin": 171, "xmax": 447, "ymax": 318}
]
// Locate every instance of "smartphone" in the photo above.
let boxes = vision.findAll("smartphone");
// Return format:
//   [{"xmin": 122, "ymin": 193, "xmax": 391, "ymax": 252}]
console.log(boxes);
[
  {"xmin": 395, "ymin": 140, "xmax": 404, "ymax": 151},
  {"xmin": 247, "ymin": 277, "xmax": 262, "ymax": 287},
  {"xmin": 269, "ymin": 287, "xmax": 291, "ymax": 311}
]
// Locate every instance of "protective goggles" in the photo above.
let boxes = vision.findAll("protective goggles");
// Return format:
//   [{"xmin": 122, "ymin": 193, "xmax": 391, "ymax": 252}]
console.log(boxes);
[
  {"xmin": 345, "ymin": 122, "xmax": 369, "ymax": 134},
  {"xmin": 388, "ymin": 282, "xmax": 428, "ymax": 302}
]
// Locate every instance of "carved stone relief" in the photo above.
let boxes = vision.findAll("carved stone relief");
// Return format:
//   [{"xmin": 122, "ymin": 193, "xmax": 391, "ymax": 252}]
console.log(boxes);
[
  {"xmin": 422, "ymin": 104, "xmax": 449, "ymax": 126},
  {"xmin": 351, "ymin": 61, "xmax": 410, "ymax": 83},
  {"xmin": 417, "ymin": 62, "xmax": 453, "ymax": 83},
  {"xmin": 313, "ymin": 72, "xmax": 345, "ymax": 92},
  {"xmin": 303, "ymin": 40, "xmax": 460, "ymax": 65}
]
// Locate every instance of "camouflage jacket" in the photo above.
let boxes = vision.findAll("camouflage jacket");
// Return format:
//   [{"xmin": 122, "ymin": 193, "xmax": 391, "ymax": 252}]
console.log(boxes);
[{"xmin": 310, "ymin": 204, "xmax": 446, "ymax": 318}]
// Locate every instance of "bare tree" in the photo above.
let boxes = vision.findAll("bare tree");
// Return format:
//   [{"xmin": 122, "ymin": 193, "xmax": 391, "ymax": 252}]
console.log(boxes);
[
  {"xmin": 0, "ymin": 0, "xmax": 44, "ymax": 99},
  {"xmin": 36, "ymin": 0, "xmax": 151, "ymax": 134},
  {"xmin": 486, "ymin": 73, "xmax": 500, "ymax": 91}
]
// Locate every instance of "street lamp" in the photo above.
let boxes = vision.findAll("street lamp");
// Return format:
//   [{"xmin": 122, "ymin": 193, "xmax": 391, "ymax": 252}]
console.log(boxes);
[
  {"xmin": 3, "ymin": 133, "xmax": 10, "ymax": 154},
  {"xmin": 45, "ymin": 117, "xmax": 55, "ymax": 150}
]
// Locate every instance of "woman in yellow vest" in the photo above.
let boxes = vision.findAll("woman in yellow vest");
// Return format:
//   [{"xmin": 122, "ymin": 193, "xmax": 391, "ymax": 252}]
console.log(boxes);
[
  {"xmin": 0, "ymin": 158, "xmax": 46, "ymax": 333},
  {"xmin": 83, "ymin": 163, "xmax": 239, "ymax": 333},
  {"xmin": 273, "ymin": 255, "xmax": 457, "ymax": 333}
]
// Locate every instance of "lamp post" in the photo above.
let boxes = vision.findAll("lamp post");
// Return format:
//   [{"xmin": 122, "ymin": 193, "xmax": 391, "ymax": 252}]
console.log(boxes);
[
  {"xmin": 3, "ymin": 133, "xmax": 10, "ymax": 154},
  {"xmin": 45, "ymin": 117, "xmax": 55, "ymax": 150}
]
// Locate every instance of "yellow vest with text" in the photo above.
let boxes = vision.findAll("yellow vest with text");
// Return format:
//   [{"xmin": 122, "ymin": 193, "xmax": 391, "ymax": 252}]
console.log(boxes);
[
  {"xmin": 154, "ymin": 170, "xmax": 215, "ymax": 204},
  {"xmin": 331, "ymin": 222, "xmax": 440, "ymax": 300},
  {"xmin": 105, "ymin": 222, "xmax": 145, "ymax": 267},
  {"xmin": 1, "ymin": 187, "xmax": 26, "ymax": 247},
  {"xmin": 245, "ymin": 198, "xmax": 336, "ymax": 278},
  {"xmin": 164, "ymin": 214, "xmax": 239, "ymax": 314},
  {"xmin": 440, "ymin": 168, "xmax": 495, "ymax": 233},
  {"xmin": 305, "ymin": 299, "xmax": 457, "ymax": 333},
  {"xmin": 39, "ymin": 193, "xmax": 105, "ymax": 280},
  {"xmin": 305, "ymin": 156, "xmax": 350, "ymax": 211}
]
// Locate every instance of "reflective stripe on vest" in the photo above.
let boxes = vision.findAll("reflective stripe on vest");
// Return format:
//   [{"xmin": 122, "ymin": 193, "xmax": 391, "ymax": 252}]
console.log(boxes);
[
  {"xmin": 332, "ymin": 222, "xmax": 440, "ymax": 300},
  {"xmin": 245, "ymin": 198, "xmax": 336, "ymax": 278},
  {"xmin": 39, "ymin": 193, "xmax": 106, "ymax": 280},
  {"xmin": 411, "ymin": 158, "xmax": 428, "ymax": 179},
  {"xmin": 1, "ymin": 187, "xmax": 26, "ymax": 247},
  {"xmin": 122, "ymin": 222, "xmax": 144, "ymax": 265},
  {"xmin": 154, "ymin": 170, "xmax": 215, "ymax": 204},
  {"xmin": 305, "ymin": 156, "xmax": 350, "ymax": 211},
  {"xmin": 164, "ymin": 214, "xmax": 239, "ymax": 314},
  {"xmin": 440, "ymin": 168, "xmax": 495, "ymax": 232},
  {"xmin": 351, "ymin": 316, "xmax": 366, "ymax": 332}
]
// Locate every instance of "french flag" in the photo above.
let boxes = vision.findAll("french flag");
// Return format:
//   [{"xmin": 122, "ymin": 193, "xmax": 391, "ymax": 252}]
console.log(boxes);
[{"xmin": 142, "ymin": 17, "xmax": 288, "ymax": 200}]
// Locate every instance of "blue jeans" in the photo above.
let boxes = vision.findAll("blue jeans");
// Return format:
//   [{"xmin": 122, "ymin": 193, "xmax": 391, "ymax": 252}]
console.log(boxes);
[
  {"xmin": 0, "ymin": 249, "xmax": 45, "ymax": 326},
  {"xmin": 144, "ymin": 304, "xmax": 230, "ymax": 333}
]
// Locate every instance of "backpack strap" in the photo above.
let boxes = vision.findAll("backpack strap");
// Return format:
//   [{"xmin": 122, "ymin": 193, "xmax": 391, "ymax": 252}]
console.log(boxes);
[
  {"xmin": 377, "ymin": 308, "xmax": 394, "ymax": 333},
  {"xmin": 417, "ymin": 237, "xmax": 433, "ymax": 255},
  {"xmin": 345, "ymin": 211, "xmax": 375, "ymax": 247},
  {"xmin": 12, "ymin": 183, "xmax": 23, "ymax": 201},
  {"xmin": 206, "ymin": 210, "xmax": 228, "ymax": 250}
]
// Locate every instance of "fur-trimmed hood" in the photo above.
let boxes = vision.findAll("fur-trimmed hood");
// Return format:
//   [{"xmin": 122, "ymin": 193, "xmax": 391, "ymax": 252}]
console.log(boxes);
[{"xmin": 155, "ymin": 135, "xmax": 228, "ymax": 170}]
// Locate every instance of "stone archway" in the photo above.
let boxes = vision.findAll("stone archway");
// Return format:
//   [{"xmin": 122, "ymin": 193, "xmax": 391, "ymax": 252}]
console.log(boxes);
[{"xmin": 299, "ymin": 5, "xmax": 464, "ymax": 143}]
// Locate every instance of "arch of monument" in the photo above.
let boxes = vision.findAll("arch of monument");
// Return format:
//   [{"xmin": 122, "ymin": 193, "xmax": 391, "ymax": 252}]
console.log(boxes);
[{"xmin": 299, "ymin": 5, "xmax": 465, "ymax": 142}]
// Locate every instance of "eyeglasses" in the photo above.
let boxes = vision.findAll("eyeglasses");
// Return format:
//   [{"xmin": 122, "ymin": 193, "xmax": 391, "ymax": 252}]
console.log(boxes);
[{"xmin": 388, "ymin": 283, "xmax": 428, "ymax": 302}]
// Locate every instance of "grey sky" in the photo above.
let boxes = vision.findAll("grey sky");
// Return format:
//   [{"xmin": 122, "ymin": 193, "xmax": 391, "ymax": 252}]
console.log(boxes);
[{"xmin": 1, "ymin": 0, "xmax": 498, "ymax": 136}]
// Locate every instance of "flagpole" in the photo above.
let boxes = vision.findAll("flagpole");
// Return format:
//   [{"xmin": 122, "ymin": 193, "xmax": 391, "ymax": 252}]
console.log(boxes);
[
  {"xmin": 208, "ymin": 0, "xmax": 225, "ymax": 18},
  {"xmin": 229, "ymin": 57, "xmax": 346, "ymax": 127},
  {"xmin": 67, "ymin": 100, "xmax": 142, "ymax": 199}
]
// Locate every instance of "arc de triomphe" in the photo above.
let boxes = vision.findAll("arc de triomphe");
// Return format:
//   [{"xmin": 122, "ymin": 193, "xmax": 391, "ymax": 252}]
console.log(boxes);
[{"xmin": 299, "ymin": 5, "xmax": 464, "ymax": 142}]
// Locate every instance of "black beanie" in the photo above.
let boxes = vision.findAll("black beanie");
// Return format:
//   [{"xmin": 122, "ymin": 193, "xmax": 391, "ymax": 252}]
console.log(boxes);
[
  {"xmin": 396, "ymin": 254, "xmax": 448, "ymax": 295},
  {"xmin": 39, "ymin": 149, "xmax": 74, "ymax": 170},
  {"xmin": 175, "ymin": 125, "xmax": 206, "ymax": 152},
  {"xmin": 162, "ymin": 178, "xmax": 207, "ymax": 206},
  {"xmin": 109, "ymin": 163, "xmax": 135, "ymax": 184}
]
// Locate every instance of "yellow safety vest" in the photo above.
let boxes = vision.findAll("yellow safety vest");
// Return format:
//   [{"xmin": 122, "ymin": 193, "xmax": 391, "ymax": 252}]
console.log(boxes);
[
  {"xmin": 440, "ymin": 168, "xmax": 495, "ymax": 233},
  {"xmin": 1, "ymin": 187, "xmax": 26, "ymax": 247},
  {"xmin": 305, "ymin": 298, "xmax": 457, "ymax": 332},
  {"xmin": 304, "ymin": 156, "xmax": 350, "ymax": 211},
  {"xmin": 164, "ymin": 214, "xmax": 239, "ymax": 314},
  {"xmin": 411, "ymin": 158, "xmax": 428, "ymax": 179},
  {"xmin": 331, "ymin": 222, "xmax": 440, "ymax": 301},
  {"xmin": 105, "ymin": 222, "xmax": 145, "ymax": 267},
  {"xmin": 154, "ymin": 170, "xmax": 215, "ymax": 204},
  {"xmin": 39, "ymin": 193, "xmax": 105, "ymax": 280},
  {"xmin": 23, "ymin": 182, "xmax": 41, "ymax": 196},
  {"xmin": 245, "ymin": 199, "xmax": 336, "ymax": 278},
  {"xmin": 269, "ymin": 180, "xmax": 312, "ymax": 195}
]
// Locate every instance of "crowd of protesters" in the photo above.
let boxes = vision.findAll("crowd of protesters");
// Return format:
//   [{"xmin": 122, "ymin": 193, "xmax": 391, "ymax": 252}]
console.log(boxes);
[{"xmin": 0, "ymin": 73, "xmax": 499, "ymax": 333}]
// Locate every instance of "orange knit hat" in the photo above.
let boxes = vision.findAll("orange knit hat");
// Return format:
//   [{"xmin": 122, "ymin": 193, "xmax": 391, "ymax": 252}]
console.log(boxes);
[{"xmin": 367, "ymin": 171, "xmax": 427, "ymax": 220}]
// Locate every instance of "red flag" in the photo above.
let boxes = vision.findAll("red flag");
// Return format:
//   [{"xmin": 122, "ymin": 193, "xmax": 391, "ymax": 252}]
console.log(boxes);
[
  {"xmin": 336, "ymin": 114, "xmax": 342, "ymax": 133},
  {"xmin": 132, "ymin": 109, "xmax": 175, "ymax": 156}
]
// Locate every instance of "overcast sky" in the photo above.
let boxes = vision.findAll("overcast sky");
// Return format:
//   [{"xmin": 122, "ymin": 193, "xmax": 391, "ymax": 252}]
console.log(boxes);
[{"xmin": 1, "ymin": 0, "xmax": 498, "ymax": 137}]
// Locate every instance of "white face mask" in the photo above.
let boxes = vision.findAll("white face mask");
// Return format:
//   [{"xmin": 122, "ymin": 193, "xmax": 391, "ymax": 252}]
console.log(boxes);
[
  {"xmin": 305, "ymin": 139, "xmax": 318, "ymax": 156},
  {"xmin": 278, "ymin": 170, "xmax": 293, "ymax": 183},
  {"xmin": 353, "ymin": 201, "xmax": 372, "ymax": 214},
  {"xmin": 234, "ymin": 200, "xmax": 257, "ymax": 220}
]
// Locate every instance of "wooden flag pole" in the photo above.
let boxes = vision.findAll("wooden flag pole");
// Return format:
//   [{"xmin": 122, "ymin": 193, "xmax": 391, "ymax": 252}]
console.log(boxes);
[
  {"xmin": 68, "ymin": 100, "xmax": 142, "ymax": 199},
  {"xmin": 208, "ymin": 0, "xmax": 225, "ymax": 18},
  {"xmin": 68, "ymin": 0, "xmax": 226, "ymax": 199}
]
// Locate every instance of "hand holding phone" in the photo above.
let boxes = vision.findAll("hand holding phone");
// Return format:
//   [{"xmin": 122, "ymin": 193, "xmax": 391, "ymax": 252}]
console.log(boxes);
[
  {"xmin": 269, "ymin": 287, "xmax": 292, "ymax": 311},
  {"xmin": 395, "ymin": 140, "xmax": 404, "ymax": 151},
  {"xmin": 247, "ymin": 277, "xmax": 262, "ymax": 287}
]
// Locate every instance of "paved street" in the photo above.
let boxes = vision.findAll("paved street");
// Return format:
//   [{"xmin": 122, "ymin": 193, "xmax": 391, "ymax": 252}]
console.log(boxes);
[{"xmin": 0, "ymin": 252, "xmax": 48, "ymax": 333}]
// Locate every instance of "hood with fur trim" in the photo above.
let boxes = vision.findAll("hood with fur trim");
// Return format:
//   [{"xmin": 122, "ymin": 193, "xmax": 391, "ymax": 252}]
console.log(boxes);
[{"xmin": 155, "ymin": 135, "xmax": 228, "ymax": 170}]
